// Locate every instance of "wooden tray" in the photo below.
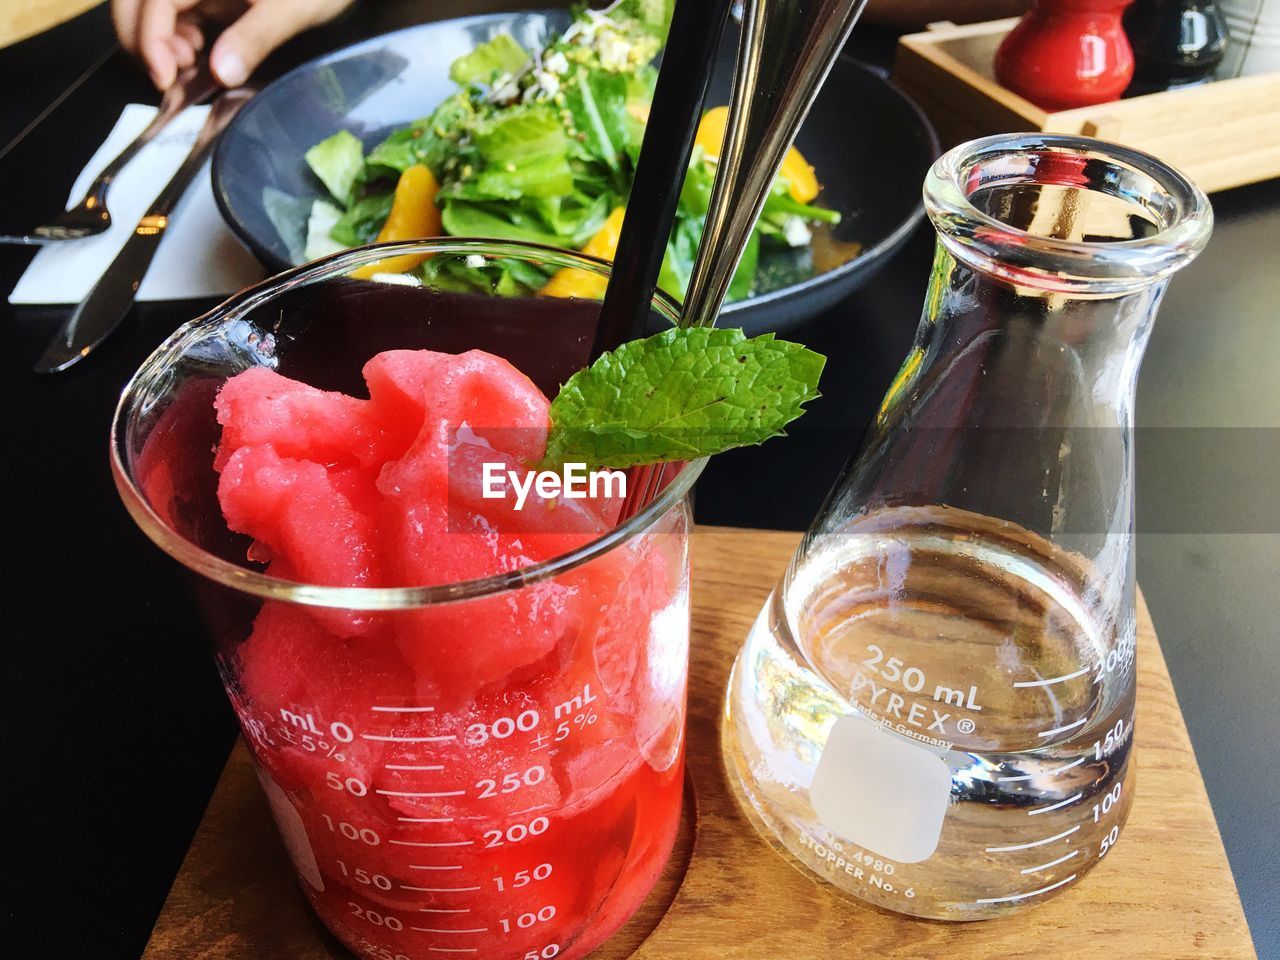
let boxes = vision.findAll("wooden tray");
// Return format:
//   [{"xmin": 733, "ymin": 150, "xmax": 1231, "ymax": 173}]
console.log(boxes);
[
  {"xmin": 142, "ymin": 527, "xmax": 1256, "ymax": 960},
  {"xmin": 892, "ymin": 18, "xmax": 1280, "ymax": 193}
]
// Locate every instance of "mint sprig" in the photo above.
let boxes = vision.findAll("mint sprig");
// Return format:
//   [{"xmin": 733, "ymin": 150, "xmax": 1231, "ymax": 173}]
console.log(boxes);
[{"xmin": 542, "ymin": 327, "xmax": 825, "ymax": 470}]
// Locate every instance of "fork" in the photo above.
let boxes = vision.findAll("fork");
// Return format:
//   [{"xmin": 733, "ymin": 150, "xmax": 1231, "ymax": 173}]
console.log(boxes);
[{"xmin": 0, "ymin": 54, "xmax": 218, "ymax": 246}]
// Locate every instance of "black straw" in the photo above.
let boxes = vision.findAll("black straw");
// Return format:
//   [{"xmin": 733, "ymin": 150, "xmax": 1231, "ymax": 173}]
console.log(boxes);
[{"xmin": 588, "ymin": 0, "xmax": 735, "ymax": 362}]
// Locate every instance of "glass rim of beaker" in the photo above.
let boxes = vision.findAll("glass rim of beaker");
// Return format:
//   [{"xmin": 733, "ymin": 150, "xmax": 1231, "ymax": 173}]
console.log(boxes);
[
  {"xmin": 110, "ymin": 236, "xmax": 706, "ymax": 611},
  {"xmin": 923, "ymin": 133, "xmax": 1213, "ymax": 291}
]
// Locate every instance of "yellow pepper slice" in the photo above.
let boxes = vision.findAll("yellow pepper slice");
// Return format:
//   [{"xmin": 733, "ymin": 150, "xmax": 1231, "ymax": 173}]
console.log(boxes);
[
  {"xmin": 694, "ymin": 105, "xmax": 820, "ymax": 204},
  {"xmin": 541, "ymin": 206, "xmax": 627, "ymax": 300},
  {"xmin": 351, "ymin": 164, "xmax": 442, "ymax": 280}
]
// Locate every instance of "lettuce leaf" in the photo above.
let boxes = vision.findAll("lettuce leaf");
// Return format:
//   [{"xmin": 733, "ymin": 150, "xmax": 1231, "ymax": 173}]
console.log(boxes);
[
  {"xmin": 440, "ymin": 199, "xmax": 566, "ymax": 247},
  {"xmin": 304, "ymin": 199, "xmax": 348, "ymax": 261},
  {"xmin": 564, "ymin": 67, "xmax": 634, "ymax": 173},
  {"xmin": 419, "ymin": 253, "xmax": 552, "ymax": 297},
  {"xmin": 468, "ymin": 107, "xmax": 575, "ymax": 198},
  {"xmin": 656, "ymin": 214, "xmax": 758, "ymax": 303},
  {"xmin": 615, "ymin": 0, "xmax": 676, "ymax": 38},
  {"xmin": 760, "ymin": 179, "xmax": 843, "ymax": 226},
  {"xmin": 677, "ymin": 149, "xmax": 716, "ymax": 216},
  {"xmin": 364, "ymin": 96, "xmax": 477, "ymax": 179},
  {"xmin": 329, "ymin": 191, "xmax": 394, "ymax": 246},
  {"xmin": 449, "ymin": 34, "xmax": 529, "ymax": 85},
  {"xmin": 305, "ymin": 130, "xmax": 364, "ymax": 205},
  {"xmin": 536, "ymin": 191, "xmax": 614, "ymax": 247}
]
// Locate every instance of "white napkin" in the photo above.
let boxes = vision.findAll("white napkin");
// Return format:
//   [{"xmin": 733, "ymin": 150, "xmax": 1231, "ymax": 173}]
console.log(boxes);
[{"xmin": 8, "ymin": 104, "xmax": 265, "ymax": 305}]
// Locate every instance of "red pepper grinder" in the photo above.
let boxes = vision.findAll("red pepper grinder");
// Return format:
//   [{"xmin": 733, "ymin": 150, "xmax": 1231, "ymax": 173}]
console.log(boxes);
[{"xmin": 995, "ymin": 0, "xmax": 1137, "ymax": 109}]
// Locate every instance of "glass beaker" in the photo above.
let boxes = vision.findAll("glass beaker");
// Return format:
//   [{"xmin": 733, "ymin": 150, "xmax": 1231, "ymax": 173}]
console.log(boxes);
[
  {"xmin": 111, "ymin": 240, "xmax": 703, "ymax": 960},
  {"xmin": 724, "ymin": 134, "xmax": 1212, "ymax": 920}
]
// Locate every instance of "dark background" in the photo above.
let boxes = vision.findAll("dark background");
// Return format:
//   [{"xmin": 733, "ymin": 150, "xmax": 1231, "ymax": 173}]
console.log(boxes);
[{"xmin": 1, "ymin": 2, "xmax": 1276, "ymax": 956}]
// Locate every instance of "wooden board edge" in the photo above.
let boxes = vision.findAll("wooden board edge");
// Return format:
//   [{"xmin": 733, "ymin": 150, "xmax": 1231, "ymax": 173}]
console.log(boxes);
[{"xmin": 139, "ymin": 527, "xmax": 1259, "ymax": 960}]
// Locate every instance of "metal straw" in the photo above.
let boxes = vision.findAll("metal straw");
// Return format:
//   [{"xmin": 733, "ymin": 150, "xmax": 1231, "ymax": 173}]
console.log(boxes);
[
  {"xmin": 621, "ymin": 0, "xmax": 872, "ymax": 517},
  {"xmin": 682, "ymin": 0, "xmax": 872, "ymax": 330}
]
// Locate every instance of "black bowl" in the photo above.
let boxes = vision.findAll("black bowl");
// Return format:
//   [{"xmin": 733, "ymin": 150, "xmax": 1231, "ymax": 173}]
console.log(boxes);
[{"xmin": 212, "ymin": 9, "xmax": 937, "ymax": 333}]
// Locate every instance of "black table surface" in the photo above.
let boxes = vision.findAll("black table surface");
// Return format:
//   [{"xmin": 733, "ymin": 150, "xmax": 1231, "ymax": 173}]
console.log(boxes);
[{"xmin": 2, "ymin": 3, "xmax": 1276, "ymax": 957}]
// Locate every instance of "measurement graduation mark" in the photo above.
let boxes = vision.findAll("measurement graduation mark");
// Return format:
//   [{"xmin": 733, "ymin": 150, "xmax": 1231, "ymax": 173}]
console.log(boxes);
[
  {"xmin": 398, "ymin": 816, "xmax": 455, "ymax": 824},
  {"xmin": 1022, "ymin": 850, "xmax": 1080, "ymax": 874},
  {"xmin": 403, "ymin": 885, "xmax": 481, "ymax": 893},
  {"xmin": 406, "ymin": 865, "xmax": 462, "ymax": 872},
  {"xmin": 371, "ymin": 705, "xmax": 435, "ymax": 713},
  {"xmin": 976, "ymin": 874, "xmax": 1078, "ymax": 903},
  {"xmin": 1014, "ymin": 667, "xmax": 1091, "ymax": 688},
  {"xmin": 1038, "ymin": 717, "xmax": 1088, "ymax": 738},
  {"xmin": 986, "ymin": 825, "xmax": 1079, "ymax": 852},
  {"xmin": 1028, "ymin": 792, "xmax": 1083, "ymax": 815},
  {"xmin": 403, "ymin": 884, "xmax": 467, "ymax": 893},
  {"xmin": 386, "ymin": 764, "xmax": 445, "ymax": 772},
  {"xmin": 392, "ymin": 838, "xmax": 473, "ymax": 847},
  {"xmin": 378, "ymin": 790, "xmax": 466, "ymax": 799},
  {"xmin": 412, "ymin": 927, "xmax": 489, "ymax": 934},
  {"xmin": 362, "ymin": 733, "xmax": 456, "ymax": 743},
  {"xmin": 997, "ymin": 756, "xmax": 1087, "ymax": 782},
  {"xmin": 424, "ymin": 948, "xmax": 477, "ymax": 954},
  {"xmin": 418, "ymin": 908, "xmax": 472, "ymax": 913}
]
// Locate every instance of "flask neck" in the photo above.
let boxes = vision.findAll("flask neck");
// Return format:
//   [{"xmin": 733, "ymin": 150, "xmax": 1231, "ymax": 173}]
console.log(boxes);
[
  {"xmin": 878, "ymin": 242, "xmax": 1165, "ymax": 432},
  {"xmin": 879, "ymin": 134, "xmax": 1213, "ymax": 431},
  {"xmin": 805, "ymin": 136, "xmax": 1212, "ymax": 621},
  {"xmin": 922, "ymin": 135, "xmax": 1211, "ymax": 296}
]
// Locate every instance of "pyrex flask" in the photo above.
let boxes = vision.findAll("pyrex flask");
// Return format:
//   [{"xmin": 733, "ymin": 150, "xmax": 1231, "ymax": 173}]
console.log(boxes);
[{"xmin": 724, "ymin": 134, "xmax": 1212, "ymax": 920}]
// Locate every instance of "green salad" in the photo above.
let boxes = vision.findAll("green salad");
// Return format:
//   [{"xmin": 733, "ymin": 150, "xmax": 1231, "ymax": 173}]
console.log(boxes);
[{"xmin": 302, "ymin": 0, "xmax": 841, "ymax": 300}]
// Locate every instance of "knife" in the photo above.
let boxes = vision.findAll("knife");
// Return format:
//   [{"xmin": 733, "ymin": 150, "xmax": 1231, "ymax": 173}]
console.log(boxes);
[{"xmin": 34, "ymin": 88, "xmax": 253, "ymax": 375}]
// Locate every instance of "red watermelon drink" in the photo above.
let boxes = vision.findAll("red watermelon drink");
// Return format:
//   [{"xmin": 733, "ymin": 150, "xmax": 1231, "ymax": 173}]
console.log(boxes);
[{"xmin": 111, "ymin": 241, "xmax": 703, "ymax": 960}]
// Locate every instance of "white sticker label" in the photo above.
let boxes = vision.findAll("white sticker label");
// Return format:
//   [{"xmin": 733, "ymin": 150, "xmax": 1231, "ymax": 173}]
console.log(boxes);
[
  {"xmin": 811, "ymin": 715, "xmax": 952, "ymax": 864},
  {"xmin": 255, "ymin": 767, "xmax": 325, "ymax": 891}
]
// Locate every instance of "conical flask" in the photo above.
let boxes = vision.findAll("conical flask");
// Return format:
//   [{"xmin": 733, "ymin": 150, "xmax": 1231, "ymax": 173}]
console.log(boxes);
[{"xmin": 724, "ymin": 134, "xmax": 1212, "ymax": 920}]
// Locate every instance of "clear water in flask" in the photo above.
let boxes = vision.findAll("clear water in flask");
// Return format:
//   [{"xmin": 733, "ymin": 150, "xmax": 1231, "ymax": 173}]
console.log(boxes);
[{"xmin": 726, "ymin": 506, "xmax": 1136, "ymax": 919}]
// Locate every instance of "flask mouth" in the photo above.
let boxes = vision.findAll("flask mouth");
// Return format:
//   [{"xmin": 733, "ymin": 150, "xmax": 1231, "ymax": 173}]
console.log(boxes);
[{"xmin": 924, "ymin": 134, "xmax": 1213, "ymax": 294}]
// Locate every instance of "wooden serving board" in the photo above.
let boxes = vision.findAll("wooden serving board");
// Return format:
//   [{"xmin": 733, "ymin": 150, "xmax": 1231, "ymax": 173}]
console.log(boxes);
[
  {"xmin": 142, "ymin": 527, "xmax": 1256, "ymax": 960},
  {"xmin": 891, "ymin": 19, "xmax": 1280, "ymax": 194}
]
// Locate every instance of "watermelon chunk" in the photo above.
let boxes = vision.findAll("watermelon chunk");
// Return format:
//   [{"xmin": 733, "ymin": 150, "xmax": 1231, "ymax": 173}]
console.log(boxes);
[
  {"xmin": 214, "ymin": 366, "xmax": 388, "ymax": 471},
  {"xmin": 210, "ymin": 348, "xmax": 685, "ymax": 960}
]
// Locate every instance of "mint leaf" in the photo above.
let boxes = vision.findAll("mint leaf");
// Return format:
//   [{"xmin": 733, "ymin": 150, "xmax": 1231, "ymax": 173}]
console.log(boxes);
[{"xmin": 543, "ymin": 328, "xmax": 824, "ymax": 470}]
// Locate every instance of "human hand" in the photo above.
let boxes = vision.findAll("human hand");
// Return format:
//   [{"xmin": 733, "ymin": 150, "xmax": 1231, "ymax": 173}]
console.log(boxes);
[{"xmin": 112, "ymin": 0, "xmax": 355, "ymax": 90}]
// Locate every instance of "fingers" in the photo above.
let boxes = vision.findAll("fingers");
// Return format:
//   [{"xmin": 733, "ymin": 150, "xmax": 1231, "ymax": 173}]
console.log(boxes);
[
  {"xmin": 168, "ymin": 13, "xmax": 205, "ymax": 70},
  {"xmin": 112, "ymin": 0, "xmax": 143, "ymax": 53},
  {"xmin": 210, "ymin": 0, "xmax": 354, "ymax": 87},
  {"xmin": 176, "ymin": 15, "xmax": 206, "ymax": 53},
  {"xmin": 169, "ymin": 34, "xmax": 196, "ymax": 70},
  {"xmin": 137, "ymin": 0, "xmax": 202, "ymax": 89}
]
